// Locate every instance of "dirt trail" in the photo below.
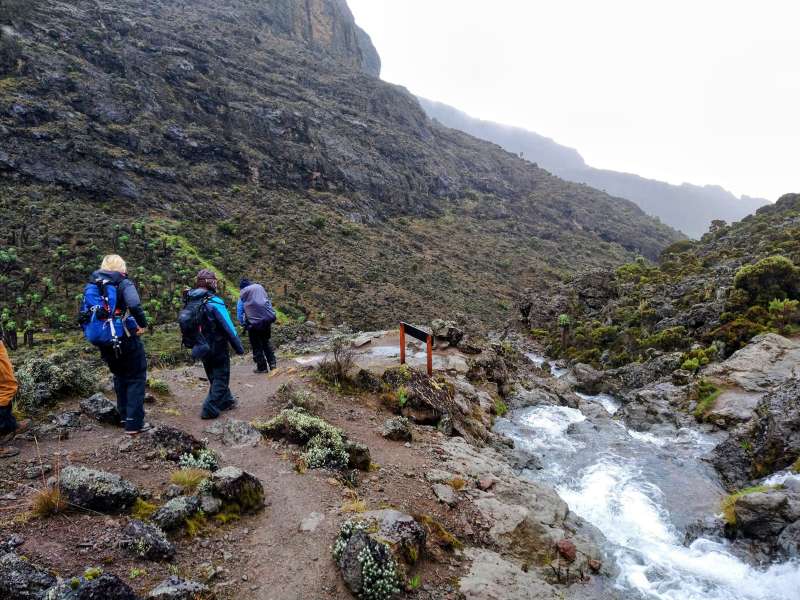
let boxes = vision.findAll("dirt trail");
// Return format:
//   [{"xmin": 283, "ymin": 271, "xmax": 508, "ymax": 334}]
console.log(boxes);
[{"xmin": 1, "ymin": 340, "xmax": 467, "ymax": 599}]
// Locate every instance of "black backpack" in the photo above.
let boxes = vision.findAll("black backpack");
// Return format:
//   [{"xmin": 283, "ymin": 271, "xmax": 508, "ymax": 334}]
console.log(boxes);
[{"xmin": 178, "ymin": 293, "xmax": 214, "ymax": 350}]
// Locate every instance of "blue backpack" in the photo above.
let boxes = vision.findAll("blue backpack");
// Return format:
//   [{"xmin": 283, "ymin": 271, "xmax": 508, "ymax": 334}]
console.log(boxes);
[{"xmin": 80, "ymin": 278, "xmax": 127, "ymax": 350}]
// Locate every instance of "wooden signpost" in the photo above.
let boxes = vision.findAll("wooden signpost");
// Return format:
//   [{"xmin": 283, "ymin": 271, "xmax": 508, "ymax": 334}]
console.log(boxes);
[{"xmin": 399, "ymin": 322, "xmax": 433, "ymax": 376}]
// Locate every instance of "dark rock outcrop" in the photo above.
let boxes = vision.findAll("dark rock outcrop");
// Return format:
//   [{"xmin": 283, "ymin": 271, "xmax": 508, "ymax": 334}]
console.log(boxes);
[
  {"xmin": 0, "ymin": 551, "xmax": 56, "ymax": 599},
  {"xmin": 80, "ymin": 393, "xmax": 121, "ymax": 425},
  {"xmin": 210, "ymin": 467, "xmax": 265, "ymax": 513},
  {"xmin": 120, "ymin": 520, "xmax": 176, "ymax": 561},
  {"xmin": 147, "ymin": 576, "xmax": 210, "ymax": 600},
  {"xmin": 148, "ymin": 425, "xmax": 205, "ymax": 462},
  {"xmin": 59, "ymin": 466, "xmax": 139, "ymax": 513},
  {"xmin": 152, "ymin": 496, "xmax": 201, "ymax": 531},
  {"xmin": 712, "ymin": 379, "xmax": 800, "ymax": 489}
]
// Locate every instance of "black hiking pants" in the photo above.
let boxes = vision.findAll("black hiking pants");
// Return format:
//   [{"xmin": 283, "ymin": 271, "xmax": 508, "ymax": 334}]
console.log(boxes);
[
  {"xmin": 101, "ymin": 336, "xmax": 147, "ymax": 432},
  {"xmin": 248, "ymin": 322, "xmax": 276, "ymax": 371},
  {"xmin": 201, "ymin": 352, "xmax": 234, "ymax": 419}
]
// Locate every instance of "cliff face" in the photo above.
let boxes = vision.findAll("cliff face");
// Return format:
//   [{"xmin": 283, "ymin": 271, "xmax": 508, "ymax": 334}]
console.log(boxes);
[
  {"xmin": 0, "ymin": 0, "xmax": 679, "ymax": 331},
  {"xmin": 260, "ymin": 0, "xmax": 380, "ymax": 77}
]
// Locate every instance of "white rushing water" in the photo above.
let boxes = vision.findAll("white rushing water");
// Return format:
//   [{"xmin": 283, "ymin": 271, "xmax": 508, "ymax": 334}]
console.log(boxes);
[{"xmin": 498, "ymin": 391, "xmax": 800, "ymax": 600}]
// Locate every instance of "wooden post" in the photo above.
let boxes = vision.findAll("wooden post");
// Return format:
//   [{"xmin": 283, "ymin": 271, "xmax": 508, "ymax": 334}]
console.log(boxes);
[
  {"xmin": 399, "ymin": 323, "xmax": 406, "ymax": 365},
  {"xmin": 426, "ymin": 334, "xmax": 433, "ymax": 376}
]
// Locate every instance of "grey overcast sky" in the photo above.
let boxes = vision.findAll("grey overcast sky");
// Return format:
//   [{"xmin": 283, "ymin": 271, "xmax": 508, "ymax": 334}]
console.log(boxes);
[{"xmin": 348, "ymin": 0, "xmax": 798, "ymax": 201}]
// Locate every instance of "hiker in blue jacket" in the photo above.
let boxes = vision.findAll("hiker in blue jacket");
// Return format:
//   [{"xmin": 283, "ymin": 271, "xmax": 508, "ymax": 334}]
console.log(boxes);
[
  {"xmin": 89, "ymin": 255, "xmax": 150, "ymax": 435},
  {"xmin": 186, "ymin": 269, "xmax": 244, "ymax": 419},
  {"xmin": 237, "ymin": 278, "xmax": 278, "ymax": 373}
]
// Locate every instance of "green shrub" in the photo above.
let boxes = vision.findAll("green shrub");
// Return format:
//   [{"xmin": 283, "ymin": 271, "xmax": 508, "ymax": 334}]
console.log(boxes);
[
  {"xmin": 640, "ymin": 326, "xmax": 689, "ymax": 352},
  {"xmin": 708, "ymin": 318, "xmax": 767, "ymax": 355},
  {"xmin": 733, "ymin": 255, "xmax": 800, "ymax": 305},
  {"xmin": 681, "ymin": 358, "xmax": 700, "ymax": 372}
]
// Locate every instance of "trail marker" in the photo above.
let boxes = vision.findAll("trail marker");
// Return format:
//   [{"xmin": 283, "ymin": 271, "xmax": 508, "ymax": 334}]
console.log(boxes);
[{"xmin": 399, "ymin": 322, "xmax": 433, "ymax": 376}]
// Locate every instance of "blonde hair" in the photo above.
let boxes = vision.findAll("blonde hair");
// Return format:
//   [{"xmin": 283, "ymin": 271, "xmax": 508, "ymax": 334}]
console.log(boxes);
[{"xmin": 100, "ymin": 254, "xmax": 127, "ymax": 273}]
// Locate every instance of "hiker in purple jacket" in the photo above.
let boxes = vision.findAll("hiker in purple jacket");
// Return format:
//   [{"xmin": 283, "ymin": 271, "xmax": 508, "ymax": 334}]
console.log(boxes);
[{"xmin": 236, "ymin": 279, "xmax": 277, "ymax": 373}]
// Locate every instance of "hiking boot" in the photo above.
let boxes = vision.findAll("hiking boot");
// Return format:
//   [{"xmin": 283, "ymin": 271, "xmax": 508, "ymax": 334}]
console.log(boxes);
[
  {"xmin": 253, "ymin": 366, "xmax": 269, "ymax": 374},
  {"xmin": 222, "ymin": 399, "xmax": 239, "ymax": 412},
  {"xmin": 0, "ymin": 431, "xmax": 14, "ymax": 445},
  {"xmin": 0, "ymin": 446, "xmax": 20, "ymax": 459},
  {"xmin": 125, "ymin": 423, "xmax": 153, "ymax": 436}
]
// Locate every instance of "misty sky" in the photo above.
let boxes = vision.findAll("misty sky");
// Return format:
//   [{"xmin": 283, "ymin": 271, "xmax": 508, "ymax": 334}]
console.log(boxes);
[{"xmin": 348, "ymin": 0, "xmax": 798, "ymax": 201}]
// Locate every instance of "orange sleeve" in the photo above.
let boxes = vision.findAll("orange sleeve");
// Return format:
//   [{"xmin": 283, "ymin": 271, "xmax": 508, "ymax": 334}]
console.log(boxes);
[{"xmin": 0, "ymin": 342, "xmax": 18, "ymax": 407}]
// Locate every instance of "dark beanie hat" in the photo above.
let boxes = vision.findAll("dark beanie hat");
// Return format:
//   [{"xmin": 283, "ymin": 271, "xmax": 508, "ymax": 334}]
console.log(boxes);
[
  {"xmin": 196, "ymin": 269, "xmax": 218, "ymax": 291},
  {"xmin": 239, "ymin": 278, "xmax": 252, "ymax": 290}
]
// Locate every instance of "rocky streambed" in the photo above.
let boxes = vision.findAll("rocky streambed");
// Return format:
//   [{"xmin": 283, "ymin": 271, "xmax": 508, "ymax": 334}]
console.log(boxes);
[{"xmin": 498, "ymin": 350, "xmax": 800, "ymax": 600}]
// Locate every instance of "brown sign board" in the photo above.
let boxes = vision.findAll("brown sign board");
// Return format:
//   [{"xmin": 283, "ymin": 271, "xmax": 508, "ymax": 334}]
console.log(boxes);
[{"xmin": 399, "ymin": 322, "xmax": 433, "ymax": 376}]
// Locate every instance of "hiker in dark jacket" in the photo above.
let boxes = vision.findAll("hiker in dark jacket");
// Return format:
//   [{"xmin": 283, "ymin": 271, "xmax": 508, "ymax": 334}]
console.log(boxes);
[
  {"xmin": 187, "ymin": 269, "xmax": 244, "ymax": 419},
  {"xmin": 89, "ymin": 254, "xmax": 150, "ymax": 435},
  {"xmin": 236, "ymin": 278, "xmax": 277, "ymax": 373}
]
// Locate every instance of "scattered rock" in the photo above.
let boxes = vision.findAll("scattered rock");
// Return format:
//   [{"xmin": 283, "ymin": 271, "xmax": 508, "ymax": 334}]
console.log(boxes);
[
  {"xmin": 45, "ymin": 572, "xmax": 138, "ymax": 600},
  {"xmin": 59, "ymin": 466, "xmax": 139, "ymax": 513},
  {"xmin": 477, "ymin": 477, "xmax": 496, "ymax": 492},
  {"xmin": 220, "ymin": 419, "xmax": 261, "ymax": 448},
  {"xmin": 382, "ymin": 417, "xmax": 412, "ymax": 442},
  {"xmin": 210, "ymin": 467, "xmax": 265, "ymax": 513},
  {"xmin": 152, "ymin": 496, "xmax": 201, "ymax": 531},
  {"xmin": 459, "ymin": 548, "xmax": 560, "ymax": 600},
  {"xmin": 344, "ymin": 440, "xmax": 371, "ymax": 471},
  {"xmin": 432, "ymin": 483, "xmax": 458, "ymax": 507},
  {"xmin": 556, "ymin": 539, "xmax": 577, "ymax": 562},
  {"xmin": 0, "ymin": 551, "xmax": 56, "ymax": 599},
  {"xmin": 52, "ymin": 411, "xmax": 82, "ymax": 428},
  {"xmin": 199, "ymin": 494, "xmax": 222, "ymax": 516},
  {"xmin": 149, "ymin": 425, "xmax": 204, "ymax": 462},
  {"xmin": 120, "ymin": 520, "xmax": 176, "ymax": 561},
  {"xmin": 79, "ymin": 393, "xmax": 120, "ymax": 425},
  {"xmin": 147, "ymin": 576, "xmax": 209, "ymax": 600}
]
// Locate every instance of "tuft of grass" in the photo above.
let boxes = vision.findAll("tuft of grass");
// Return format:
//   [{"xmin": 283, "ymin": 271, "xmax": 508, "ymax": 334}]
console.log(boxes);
[
  {"xmin": 493, "ymin": 398, "xmax": 508, "ymax": 417},
  {"xmin": 415, "ymin": 514, "xmax": 463, "ymax": 551},
  {"xmin": 407, "ymin": 574, "xmax": 422, "ymax": 590},
  {"xmin": 449, "ymin": 477, "xmax": 466, "ymax": 491},
  {"xmin": 721, "ymin": 485, "xmax": 778, "ymax": 524},
  {"xmin": 184, "ymin": 511, "xmax": 208, "ymax": 537},
  {"xmin": 131, "ymin": 498, "xmax": 157, "ymax": 521},
  {"xmin": 693, "ymin": 380, "xmax": 722, "ymax": 419},
  {"xmin": 170, "ymin": 468, "xmax": 211, "ymax": 493},
  {"xmin": 342, "ymin": 499, "xmax": 367, "ymax": 513},
  {"xmin": 162, "ymin": 408, "xmax": 182, "ymax": 417},
  {"xmin": 214, "ymin": 503, "xmax": 241, "ymax": 525},
  {"xmin": 129, "ymin": 567, "xmax": 146, "ymax": 579},
  {"xmin": 792, "ymin": 457, "xmax": 800, "ymax": 473},
  {"xmin": 147, "ymin": 378, "xmax": 171, "ymax": 395},
  {"xmin": 31, "ymin": 486, "xmax": 66, "ymax": 518}
]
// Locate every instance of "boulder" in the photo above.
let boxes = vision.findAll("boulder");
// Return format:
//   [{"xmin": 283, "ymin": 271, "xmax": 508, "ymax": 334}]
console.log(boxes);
[
  {"xmin": 382, "ymin": 417, "xmax": 412, "ymax": 442},
  {"xmin": 147, "ymin": 576, "xmax": 209, "ymax": 600},
  {"xmin": 704, "ymin": 389, "xmax": 762, "ymax": 429},
  {"xmin": 712, "ymin": 379, "xmax": 800, "ymax": 489},
  {"xmin": 344, "ymin": 440, "xmax": 371, "ymax": 471},
  {"xmin": 618, "ymin": 382, "xmax": 688, "ymax": 431},
  {"xmin": 606, "ymin": 353, "xmax": 684, "ymax": 392},
  {"xmin": 80, "ymin": 393, "xmax": 121, "ymax": 425},
  {"xmin": 459, "ymin": 548, "xmax": 561, "ymax": 600},
  {"xmin": 52, "ymin": 410, "xmax": 82, "ymax": 428},
  {"xmin": 149, "ymin": 425, "xmax": 204, "ymax": 462},
  {"xmin": 431, "ymin": 319, "xmax": 464, "ymax": 347},
  {"xmin": 152, "ymin": 496, "xmax": 201, "ymax": 531},
  {"xmin": 220, "ymin": 419, "xmax": 261, "ymax": 448},
  {"xmin": 569, "ymin": 363, "xmax": 605, "ymax": 395},
  {"xmin": 0, "ymin": 551, "xmax": 56, "ymax": 599},
  {"xmin": 210, "ymin": 467, "xmax": 264, "ymax": 513},
  {"xmin": 44, "ymin": 572, "xmax": 139, "ymax": 600},
  {"xmin": 334, "ymin": 510, "xmax": 426, "ymax": 597},
  {"xmin": 778, "ymin": 520, "xmax": 800, "ymax": 558},
  {"xmin": 59, "ymin": 466, "xmax": 139, "ymax": 513},
  {"xmin": 704, "ymin": 333, "xmax": 800, "ymax": 392},
  {"xmin": 120, "ymin": 520, "xmax": 175, "ymax": 561},
  {"xmin": 734, "ymin": 490, "xmax": 800, "ymax": 540}
]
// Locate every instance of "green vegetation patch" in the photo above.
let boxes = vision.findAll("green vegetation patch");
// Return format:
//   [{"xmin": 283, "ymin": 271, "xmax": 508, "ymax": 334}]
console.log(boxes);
[{"xmin": 721, "ymin": 485, "xmax": 779, "ymax": 525}]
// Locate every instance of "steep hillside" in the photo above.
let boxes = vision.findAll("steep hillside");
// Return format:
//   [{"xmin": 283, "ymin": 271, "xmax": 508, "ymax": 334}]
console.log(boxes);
[
  {"xmin": 521, "ymin": 193, "xmax": 800, "ymax": 368},
  {"xmin": 419, "ymin": 97, "xmax": 768, "ymax": 238},
  {"xmin": 0, "ymin": 0, "xmax": 678, "ymax": 342}
]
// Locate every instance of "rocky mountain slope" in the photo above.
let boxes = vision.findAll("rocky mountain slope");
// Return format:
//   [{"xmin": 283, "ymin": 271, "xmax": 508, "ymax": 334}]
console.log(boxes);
[
  {"xmin": 419, "ymin": 97, "xmax": 768, "ymax": 239},
  {"xmin": 0, "ymin": 0, "xmax": 679, "ymax": 341},
  {"xmin": 521, "ymin": 193, "xmax": 800, "ymax": 369}
]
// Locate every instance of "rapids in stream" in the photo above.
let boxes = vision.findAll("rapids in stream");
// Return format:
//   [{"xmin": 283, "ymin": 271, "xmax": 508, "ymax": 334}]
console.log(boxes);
[{"xmin": 497, "ymin": 354, "xmax": 800, "ymax": 600}]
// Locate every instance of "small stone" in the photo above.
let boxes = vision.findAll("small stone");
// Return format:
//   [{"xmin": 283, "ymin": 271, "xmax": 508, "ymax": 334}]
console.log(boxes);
[
  {"xmin": 300, "ymin": 512, "xmax": 324, "ymax": 533},
  {"xmin": 382, "ymin": 417, "xmax": 413, "ymax": 442},
  {"xmin": 432, "ymin": 483, "xmax": 458, "ymax": 507},
  {"xmin": 556, "ymin": 539, "xmax": 577, "ymax": 562},
  {"xmin": 588, "ymin": 559, "xmax": 602, "ymax": 572},
  {"xmin": 80, "ymin": 393, "xmax": 121, "ymax": 425},
  {"xmin": 477, "ymin": 477, "xmax": 496, "ymax": 491},
  {"xmin": 147, "ymin": 576, "xmax": 209, "ymax": 599}
]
